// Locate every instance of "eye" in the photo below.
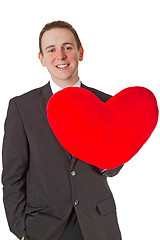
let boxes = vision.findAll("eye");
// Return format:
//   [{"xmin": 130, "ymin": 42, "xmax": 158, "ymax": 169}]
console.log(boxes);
[
  {"xmin": 64, "ymin": 46, "xmax": 72, "ymax": 51},
  {"xmin": 48, "ymin": 48, "xmax": 56, "ymax": 53}
]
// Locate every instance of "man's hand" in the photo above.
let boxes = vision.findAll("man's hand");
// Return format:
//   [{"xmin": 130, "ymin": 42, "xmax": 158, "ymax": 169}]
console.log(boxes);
[{"xmin": 21, "ymin": 237, "xmax": 24, "ymax": 240}]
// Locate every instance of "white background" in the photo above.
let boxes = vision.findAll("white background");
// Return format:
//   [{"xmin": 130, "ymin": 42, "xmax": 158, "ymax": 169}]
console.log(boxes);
[{"xmin": 0, "ymin": 0, "xmax": 160, "ymax": 239}]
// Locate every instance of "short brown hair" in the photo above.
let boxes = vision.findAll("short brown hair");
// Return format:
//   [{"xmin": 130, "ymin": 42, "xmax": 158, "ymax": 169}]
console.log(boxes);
[{"xmin": 39, "ymin": 20, "xmax": 82, "ymax": 55}]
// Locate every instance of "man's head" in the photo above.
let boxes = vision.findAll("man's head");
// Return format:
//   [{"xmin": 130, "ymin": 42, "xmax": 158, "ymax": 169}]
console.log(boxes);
[
  {"xmin": 38, "ymin": 20, "xmax": 84, "ymax": 87},
  {"xmin": 39, "ymin": 20, "xmax": 82, "ymax": 55}
]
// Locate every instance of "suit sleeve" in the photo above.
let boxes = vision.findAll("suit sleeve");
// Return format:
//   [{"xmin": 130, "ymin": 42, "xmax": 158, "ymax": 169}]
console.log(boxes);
[{"xmin": 2, "ymin": 98, "xmax": 29, "ymax": 239}]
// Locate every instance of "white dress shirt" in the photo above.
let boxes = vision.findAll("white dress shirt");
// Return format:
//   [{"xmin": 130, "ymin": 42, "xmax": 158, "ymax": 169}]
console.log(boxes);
[{"xmin": 50, "ymin": 79, "xmax": 81, "ymax": 94}]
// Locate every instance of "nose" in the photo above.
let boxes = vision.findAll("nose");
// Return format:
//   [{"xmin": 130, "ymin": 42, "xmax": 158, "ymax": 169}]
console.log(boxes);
[{"xmin": 56, "ymin": 49, "xmax": 67, "ymax": 60}]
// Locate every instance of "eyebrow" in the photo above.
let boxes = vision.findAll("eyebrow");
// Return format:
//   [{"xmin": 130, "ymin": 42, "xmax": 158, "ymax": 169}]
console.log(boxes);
[{"xmin": 45, "ymin": 42, "xmax": 74, "ymax": 51}]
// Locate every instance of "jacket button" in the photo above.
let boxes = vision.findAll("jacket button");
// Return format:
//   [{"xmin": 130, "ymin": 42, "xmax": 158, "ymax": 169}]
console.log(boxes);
[
  {"xmin": 71, "ymin": 171, "xmax": 76, "ymax": 176},
  {"xmin": 74, "ymin": 200, "xmax": 79, "ymax": 206}
]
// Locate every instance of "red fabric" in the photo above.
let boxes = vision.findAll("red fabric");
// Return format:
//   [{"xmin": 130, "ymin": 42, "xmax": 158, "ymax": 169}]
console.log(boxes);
[{"xmin": 46, "ymin": 86, "xmax": 159, "ymax": 169}]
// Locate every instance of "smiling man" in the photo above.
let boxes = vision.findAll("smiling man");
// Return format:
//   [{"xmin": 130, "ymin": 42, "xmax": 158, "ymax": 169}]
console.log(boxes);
[
  {"xmin": 38, "ymin": 27, "xmax": 84, "ymax": 88},
  {"xmin": 2, "ymin": 20, "xmax": 123, "ymax": 240}
]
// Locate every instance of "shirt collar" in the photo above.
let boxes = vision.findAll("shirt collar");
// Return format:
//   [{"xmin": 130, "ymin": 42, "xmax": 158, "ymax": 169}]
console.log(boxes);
[{"xmin": 50, "ymin": 78, "xmax": 81, "ymax": 94}]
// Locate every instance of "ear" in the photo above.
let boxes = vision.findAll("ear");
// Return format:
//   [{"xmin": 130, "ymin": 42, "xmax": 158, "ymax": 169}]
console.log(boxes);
[
  {"xmin": 38, "ymin": 52, "xmax": 46, "ymax": 67},
  {"xmin": 79, "ymin": 46, "xmax": 84, "ymax": 61}
]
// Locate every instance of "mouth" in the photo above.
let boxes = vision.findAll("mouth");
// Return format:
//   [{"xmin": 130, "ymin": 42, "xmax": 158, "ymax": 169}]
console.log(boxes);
[{"xmin": 56, "ymin": 64, "xmax": 70, "ymax": 69}]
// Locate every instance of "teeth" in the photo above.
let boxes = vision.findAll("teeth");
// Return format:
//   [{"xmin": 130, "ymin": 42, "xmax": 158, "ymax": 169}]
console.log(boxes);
[{"xmin": 57, "ymin": 64, "xmax": 68, "ymax": 68}]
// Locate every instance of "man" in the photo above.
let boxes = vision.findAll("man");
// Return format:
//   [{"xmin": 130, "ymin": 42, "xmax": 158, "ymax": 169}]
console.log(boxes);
[{"xmin": 2, "ymin": 20, "xmax": 123, "ymax": 240}]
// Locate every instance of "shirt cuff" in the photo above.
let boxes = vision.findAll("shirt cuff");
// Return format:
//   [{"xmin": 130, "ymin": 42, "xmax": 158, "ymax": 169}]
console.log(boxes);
[{"xmin": 99, "ymin": 169, "xmax": 108, "ymax": 174}]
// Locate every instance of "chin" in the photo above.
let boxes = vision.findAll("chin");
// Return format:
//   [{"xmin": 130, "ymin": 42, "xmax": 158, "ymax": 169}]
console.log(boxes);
[{"xmin": 59, "ymin": 75, "xmax": 75, "ymax": 81}]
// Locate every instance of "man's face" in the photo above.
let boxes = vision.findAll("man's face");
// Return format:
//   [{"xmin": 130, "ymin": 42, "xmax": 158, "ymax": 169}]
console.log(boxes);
[{"xmin": 39, "ymin": 28, "xmax": 83, "ymax": 86}]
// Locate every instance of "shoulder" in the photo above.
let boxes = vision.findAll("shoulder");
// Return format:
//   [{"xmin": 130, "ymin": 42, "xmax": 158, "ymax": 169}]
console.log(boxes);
[
  {"xmin": 14, "ymin": 82, "xmax": 49, "ymax": 99},
  {"xmin": 6, "ymin": 82, "xmax": 50, "ymax": 115},
  {"xmin": 81, "ymin": 83, "xmax": 112, "ymax": 102},
  {"xmin": 10, "ymin": 82, "xmax": 49, "ymax": 105}
]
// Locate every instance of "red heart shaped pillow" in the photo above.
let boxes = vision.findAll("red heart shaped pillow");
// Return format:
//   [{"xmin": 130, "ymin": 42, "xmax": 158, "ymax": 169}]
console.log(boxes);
[{"xmin": 46, "ymin": 86, "xmax": 158, "ymax": 169}]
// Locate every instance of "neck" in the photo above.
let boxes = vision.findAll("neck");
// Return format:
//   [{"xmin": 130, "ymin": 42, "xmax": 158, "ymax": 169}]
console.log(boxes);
[{"xmin": 51, "ymin": 77, "xmax": 79, "ymax": 88}]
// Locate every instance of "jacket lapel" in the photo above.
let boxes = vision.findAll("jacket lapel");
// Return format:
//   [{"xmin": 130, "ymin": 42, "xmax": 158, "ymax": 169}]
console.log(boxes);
[
  {"xmin": 37, "ymin": 81, "xmax": 72, "ymax": 160},
  {"xmin": 37, "ymin": 81, "xmax": 91, "ymax": 167},
  {"xmin": 37, "ymin": 81, "xmax": 53, "ymax": 121}
]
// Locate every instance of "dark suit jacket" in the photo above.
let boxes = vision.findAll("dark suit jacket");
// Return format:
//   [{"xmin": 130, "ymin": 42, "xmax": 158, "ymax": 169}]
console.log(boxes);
[{"xmin": 2, "ymin": 82, "xmax": 123, "ymax": 240}]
